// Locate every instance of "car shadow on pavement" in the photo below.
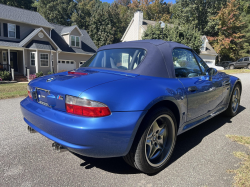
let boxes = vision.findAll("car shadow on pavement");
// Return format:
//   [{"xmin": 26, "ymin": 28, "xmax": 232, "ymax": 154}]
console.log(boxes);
[{"xmin": 74, "ymin": 105, "xmax": 246, "ymax": 175}]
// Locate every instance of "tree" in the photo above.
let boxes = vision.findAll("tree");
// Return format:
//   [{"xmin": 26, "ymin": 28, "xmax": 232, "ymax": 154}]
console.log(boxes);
[
  {"xmin": 148, "ymin": 0, "xmax": 172, "ymax": 23},
  {"xmin": 35, "ymin": 0, "xmax": 75, "ymax": 26},
  {"xmin": 207, "ymin": 0, "xmax": 244, "ymax": 61},
  {"xmin": 129, "ymin": 0, "xmax": 154, "ymax": 20},
  {"xmin": 0, "ymin": 0, "xmax": 34, "ymax": 10},
  {"xmin": 88, "ymin": 3, "xmax": 116, "ymax": 48},
  {"xmin": 238, "ymin": 0, "xmax": 250, "ymax": 57},
  {"xmin": 71, "ymin": 0, "xmax": 98, "ymax": 30},
  {"xmin": 142, "ymin": 23, "xmax": 202, "ymax": 54},
  {"xmin": 171, "ymin": 0, "xmax": 227, "ymax": 35}
]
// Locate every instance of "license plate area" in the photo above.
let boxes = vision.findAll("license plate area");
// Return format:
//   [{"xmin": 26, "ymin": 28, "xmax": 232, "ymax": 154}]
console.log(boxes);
[{"xmin": 36, "ymin": 88, "xmax": 51, "ymax": 107}]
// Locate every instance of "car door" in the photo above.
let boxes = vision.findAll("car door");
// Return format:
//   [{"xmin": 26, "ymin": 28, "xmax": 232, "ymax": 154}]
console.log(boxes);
[
  {"xmin": 173, "ymin": 48, "xmax": 222, "ymax": 121},
  {"xmin": 235, "ymin": 58, "xmax": 243, "ymax": 68}
]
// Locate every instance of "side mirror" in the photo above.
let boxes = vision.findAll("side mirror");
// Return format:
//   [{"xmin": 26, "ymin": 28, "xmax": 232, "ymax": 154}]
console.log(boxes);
[{"xmin": 206, "ymin": 68, "xmax": 217, "ymax": 81}]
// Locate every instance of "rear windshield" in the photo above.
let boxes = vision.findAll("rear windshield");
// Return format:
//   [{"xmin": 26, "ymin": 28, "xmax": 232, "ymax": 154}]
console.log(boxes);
[{"xmin": 81, "ymin": 48, "xmax": 147, "ymax": 70}]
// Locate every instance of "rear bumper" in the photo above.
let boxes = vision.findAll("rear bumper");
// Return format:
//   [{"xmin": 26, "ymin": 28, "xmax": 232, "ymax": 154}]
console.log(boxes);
[{"xmin": 20, "ymin": 97, "xmax": 144, "ymax": 158}]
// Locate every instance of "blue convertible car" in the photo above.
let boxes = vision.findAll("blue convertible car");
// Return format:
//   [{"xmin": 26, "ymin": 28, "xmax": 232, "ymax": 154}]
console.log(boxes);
[{"xmin": 21, "ymin": 40, "xmax": 242, "ymax": 174}]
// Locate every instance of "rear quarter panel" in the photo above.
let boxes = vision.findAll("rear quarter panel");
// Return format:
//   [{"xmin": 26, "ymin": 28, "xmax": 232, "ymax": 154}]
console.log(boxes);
[{"xmin": 80, "ymin": 75, "xmax": 187, "ymax": 134}]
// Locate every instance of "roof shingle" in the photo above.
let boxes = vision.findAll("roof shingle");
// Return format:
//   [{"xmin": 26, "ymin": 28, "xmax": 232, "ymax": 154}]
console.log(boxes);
[{"xmin": 0, "ymin": 4, "xmax": 53, "ymax": 28}]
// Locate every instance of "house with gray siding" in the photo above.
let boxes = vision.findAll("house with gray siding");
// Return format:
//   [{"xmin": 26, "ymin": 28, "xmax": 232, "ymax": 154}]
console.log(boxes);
[{"xmin": 0, "ymin": 4, "xmax": 97, "ymax": 77}]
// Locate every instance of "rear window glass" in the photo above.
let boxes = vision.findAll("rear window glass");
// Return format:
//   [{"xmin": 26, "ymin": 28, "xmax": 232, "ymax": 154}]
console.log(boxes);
[{"xmin": 81, "ymin": 48, "xmax": 146, "ymax": 70}]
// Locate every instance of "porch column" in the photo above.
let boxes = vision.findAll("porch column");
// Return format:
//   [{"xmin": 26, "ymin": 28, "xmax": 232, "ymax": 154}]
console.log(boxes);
[
  {"xmin": 56, "ymin": 51, "xmax": 59, "ymax": 73},
  {"xmin": 35, "ymin": 49, "xmax": 38, "ymax": 73},
  {"xmin": 50, "ymin": 52, "xmax": 53, "ymax": 72},
  {"xmin": 23, "ymin": 49, "xmax": 26, "ymax": 76},
  {"xmin": 8, "ymin": 49, "xmax": 10, "ymax": 71}
]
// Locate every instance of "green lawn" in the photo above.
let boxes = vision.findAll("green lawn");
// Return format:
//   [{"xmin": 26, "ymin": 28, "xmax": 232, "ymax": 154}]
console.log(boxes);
[
  {"xmin": 0, "ymin": 83, "xmax": 28, "ymax": 100},
  {"xmin": 227, "ymin": 135, "xmax": 250, "ymax": 187},
  {"xmin": 219, "ymin": 69, "xmax": 250, "ymax": 74}
]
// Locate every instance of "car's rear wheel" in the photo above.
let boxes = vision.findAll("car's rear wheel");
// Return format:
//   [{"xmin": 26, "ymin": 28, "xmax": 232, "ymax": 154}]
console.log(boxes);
[
  {"xmin": 224, "ymin": 84, "xmax": 241, "ymax": 117},
  {"xmin": 230, "ymin": 65, "xmax": 234, "ymax": 69},
  {"xmin": 123, "ymin": 107, "xmax": 177, "ymax": 174}
]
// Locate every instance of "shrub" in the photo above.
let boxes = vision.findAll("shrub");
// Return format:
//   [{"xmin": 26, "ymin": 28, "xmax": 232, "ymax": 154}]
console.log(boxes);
[
  {"xmin": 0, "ymin": 71, "xmax": 11, "ymax": 80},
  {"xmin": 47, "ymin": 71, "xmax": 54, "ymax": 75},
  {"xmin": 36, "ymin": 71, "xmax": 44, "ymax": 77},
  {"xmin": 28, "ymin": 74, "xmax": 37, "ymax": 80}
]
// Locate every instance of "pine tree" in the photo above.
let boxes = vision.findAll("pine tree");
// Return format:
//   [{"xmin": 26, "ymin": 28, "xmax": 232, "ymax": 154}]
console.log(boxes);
[
  {"xmin": 238, "ymin": 0, "xmax": 250, "ymax": 57},
  {"xmin": 71, "ymin": 0, "xmax": 99, "ymax": 30},
  {"xmin": 35, "ymin": 0, "xmax": 75, "ymax": 26},
  {"xmin": 88, "ymin": 3, "xmax": 116, "ymax": 48}
]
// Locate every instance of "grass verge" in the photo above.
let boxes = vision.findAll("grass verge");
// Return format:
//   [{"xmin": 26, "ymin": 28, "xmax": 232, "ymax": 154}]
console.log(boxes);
[
  {"xmin": 226, "ymin": 135, "xmax": 250, "ymax": 187},
  {"xmin": 219, "ymin": 69, "xmax": 250, "ymax": 74},
  {"xmin": 0, "ymin": 83, "xmax": 28, "ymax": 99}
]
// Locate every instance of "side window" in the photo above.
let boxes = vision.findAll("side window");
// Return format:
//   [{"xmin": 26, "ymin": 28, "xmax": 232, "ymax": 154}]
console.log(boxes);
[
  {"xmin": 238, "ymin": 58, "xmax": 243, "ymax": 62},
  {"xmin": 172, "ymin": 48, "xmax": 202, "ymax": 78},
  {"xmin": 193, "ymin": 53, "xmax": 209, "ymax": 74},
  {"xmin": 244, "ymin": 58, "xmax": 249, "ymax": 61}
]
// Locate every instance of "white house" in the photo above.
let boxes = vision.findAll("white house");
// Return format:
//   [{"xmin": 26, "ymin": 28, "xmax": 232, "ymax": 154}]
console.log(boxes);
[
  {"xmin": 121, "ymin": 11, "xmax": 218, "ymax": 67},
  {"xmin": 199, "ymin": 36, "xmax": 218, "ymax": 66}
]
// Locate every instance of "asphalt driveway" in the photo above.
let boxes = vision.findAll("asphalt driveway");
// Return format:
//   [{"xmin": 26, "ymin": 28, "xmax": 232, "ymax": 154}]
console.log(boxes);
[{"xmin": 0, "ymin": 73, "xmax": 249, "ymax": 187}]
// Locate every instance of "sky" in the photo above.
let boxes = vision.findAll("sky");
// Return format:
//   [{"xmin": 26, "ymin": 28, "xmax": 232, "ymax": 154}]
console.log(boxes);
[{"xmin": 101, "ymin": 0, "xmax": 176, "ymax": 4}]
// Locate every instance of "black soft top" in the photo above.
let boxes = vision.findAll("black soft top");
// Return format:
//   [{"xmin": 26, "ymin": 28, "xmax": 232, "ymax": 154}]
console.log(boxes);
[{"xmin": 97, "ymin": 40, "xmax": 191, "ymax": 78}]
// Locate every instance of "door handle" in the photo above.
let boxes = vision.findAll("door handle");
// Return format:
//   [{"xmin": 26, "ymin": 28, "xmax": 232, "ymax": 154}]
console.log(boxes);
[{"xmin": 188, "ymin": 86, "xmax": 198, "ymax": 92}]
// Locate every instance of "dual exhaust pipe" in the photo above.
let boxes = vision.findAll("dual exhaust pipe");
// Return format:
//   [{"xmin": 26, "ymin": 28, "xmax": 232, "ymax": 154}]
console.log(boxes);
[
  {"xmin": 27, "ymin": 126, "xmax": 67, "ymax": 153},
  {"xmin": 52, "ymin": 142, "xmax": 67, "ymax": 153},
  {"xmin": 27, "ymin": 126, "xmax": 36, "ymax": 133}
]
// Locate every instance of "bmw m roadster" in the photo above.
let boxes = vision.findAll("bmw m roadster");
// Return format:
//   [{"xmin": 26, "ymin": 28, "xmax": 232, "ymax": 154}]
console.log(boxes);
[{"xmin": 20, "ymin": 40, "xmax": 242, "ymax": 174}]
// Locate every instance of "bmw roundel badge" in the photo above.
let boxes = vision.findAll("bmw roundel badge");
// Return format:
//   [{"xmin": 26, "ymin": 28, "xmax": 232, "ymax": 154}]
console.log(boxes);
[{"xmin": 46, "ymin": 77, "xmax": 54, "ymax": 82}]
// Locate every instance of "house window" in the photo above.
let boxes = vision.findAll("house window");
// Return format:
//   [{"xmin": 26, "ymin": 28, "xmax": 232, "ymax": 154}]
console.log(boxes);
[
  {"xmin": 71, "ymin": 35, "xmax": 80, "ymax": 47},
  {"xmin": 30, "ymin": 52, "xmax": 35, "ymax": 66},
  {"xmin": 2, "ymin": 51, "xmax": 7, "ymax": 63},
  {"xmin": 40, "ymin": 53, "xmax": 49, "ymax": 67},
  {"xmin": 76, "ymin": 37, "xmax": 80, "ymax": 47},
  {"xmin": 8, "ymin": 23, "xmax": 16, "ymax": 38}
]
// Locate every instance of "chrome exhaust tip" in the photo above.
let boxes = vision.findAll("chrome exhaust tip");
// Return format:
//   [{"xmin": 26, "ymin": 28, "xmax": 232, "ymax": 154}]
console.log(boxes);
[
  {"xmin": 52, "ymin": 142, "xmax": 67, "ymax": 153},
  {"xmin": 27, "ymin": 126, "xmax": 36, "ymax": 133}
]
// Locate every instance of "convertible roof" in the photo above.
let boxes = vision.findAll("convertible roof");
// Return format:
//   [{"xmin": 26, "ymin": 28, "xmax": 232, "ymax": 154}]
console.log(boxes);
[{"xmin": 97, "ymin": 40, "xmax": 191, "ymax": 78}]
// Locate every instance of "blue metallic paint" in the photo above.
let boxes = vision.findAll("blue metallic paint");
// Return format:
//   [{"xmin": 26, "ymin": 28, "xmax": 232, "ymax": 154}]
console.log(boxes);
[{"xmin": 20, "ymin": 41, "xmax": 241, "ymax": 159}]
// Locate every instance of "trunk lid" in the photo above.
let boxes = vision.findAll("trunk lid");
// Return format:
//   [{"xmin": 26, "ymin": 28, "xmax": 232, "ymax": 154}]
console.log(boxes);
[{"xmin": 29, "ymin": 68, "xmax": 138, "ymax": 111}]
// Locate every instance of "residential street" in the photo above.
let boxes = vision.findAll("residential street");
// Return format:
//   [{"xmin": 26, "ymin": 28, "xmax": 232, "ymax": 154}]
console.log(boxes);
[{"xmin": 0, "ymin": 73, "xmax": 249, "ymax": 187}]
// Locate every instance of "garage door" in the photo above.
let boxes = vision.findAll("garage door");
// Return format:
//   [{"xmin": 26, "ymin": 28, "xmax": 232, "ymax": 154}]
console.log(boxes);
[{"xmin": 58, "ymin": 60, "xmax": 76, "ymax": 72}]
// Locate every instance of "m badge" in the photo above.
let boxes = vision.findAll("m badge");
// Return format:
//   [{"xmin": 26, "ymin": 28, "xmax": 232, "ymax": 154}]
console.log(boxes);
[{"xmin": 57, "ymin": 95, "xmax": 64, "ymax": 100}]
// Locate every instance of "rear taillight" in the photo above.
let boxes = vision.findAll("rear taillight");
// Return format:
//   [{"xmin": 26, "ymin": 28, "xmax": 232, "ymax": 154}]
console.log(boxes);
[
  {"xmin": 27, "ymin": 85, "xmax": 32, "ymax": 99},
  {"xmin": 65, "ymin": 95, "xmax": 111, "ymax": 117}
]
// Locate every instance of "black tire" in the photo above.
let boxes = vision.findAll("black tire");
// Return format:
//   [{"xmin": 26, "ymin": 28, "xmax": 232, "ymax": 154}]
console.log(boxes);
[
  {"xmin": 224, "ymin": 84, "xmax": 241, "ymax": 117},
  {"xmin": 230, "ymin": 65, "xmax": 234, "ymax": 69},
  {"xmin": 123, "ymin": 107, "xmax": 177, "ymax": 174}
]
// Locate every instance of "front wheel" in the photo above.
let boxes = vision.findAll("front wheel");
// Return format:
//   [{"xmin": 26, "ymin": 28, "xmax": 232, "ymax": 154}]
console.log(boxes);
[
  {"xmin": 230, "ymin": 65, "xmax": 234, "ymax": 69},
  {"xmin": 247, "ymin": 64, "xmax": 250, "ymax": 69},
  {"xmin": 224, "ymin": 84, "xmax": 241, "ymax": 117},
  {"xmin": 123, "ymin": 107, "xmax": 177, "ymax": 174}
]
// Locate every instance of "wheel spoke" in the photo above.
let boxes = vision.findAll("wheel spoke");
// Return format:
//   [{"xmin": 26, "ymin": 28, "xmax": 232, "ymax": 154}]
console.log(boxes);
[
  {"xmin": 158, "ymin": 137, "xmax": 164, "ymax": 149},
  {"xmin": 149, "ymin": 144, "xmax": 159, "ymax": 159},
  {"xmin": 232, "ymin": 95, "xmax": 235, "ymax": 101},
  {"xmin": 152, "ymin": 121, "xmax": 161, "ymax": 133}
]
